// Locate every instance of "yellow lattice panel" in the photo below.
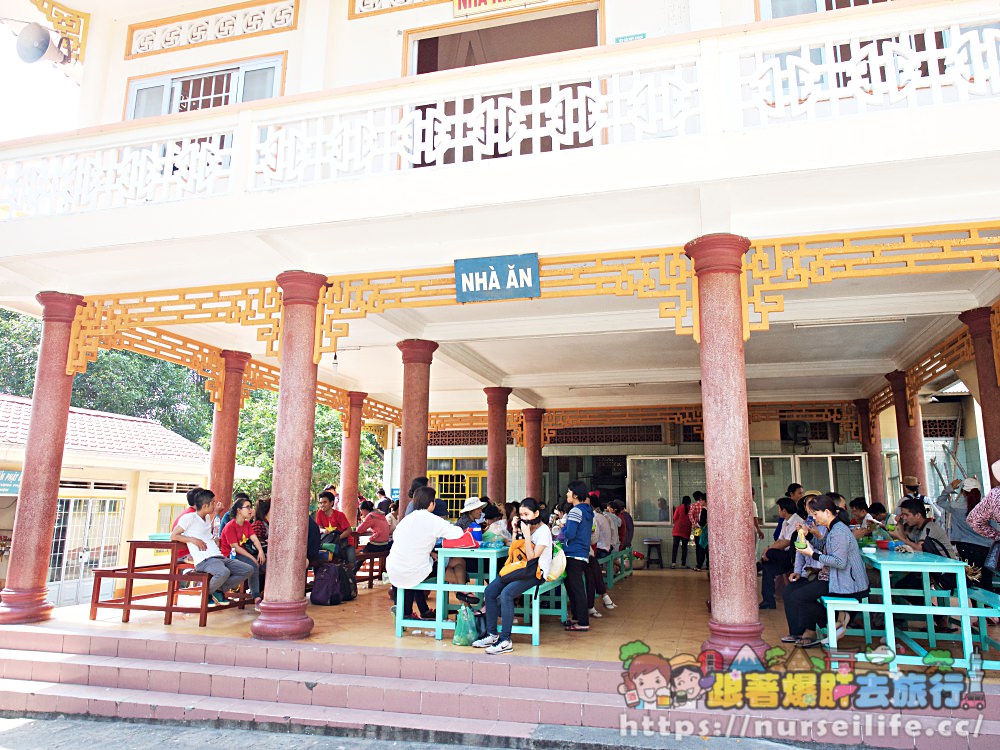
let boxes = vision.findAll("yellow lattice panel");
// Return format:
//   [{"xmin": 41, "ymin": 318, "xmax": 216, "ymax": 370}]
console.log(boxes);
[
  {"xmin": 31, "ymin": 1, "xmax": 89, "ymax": 62},
  {"xmin": 68, "ymin": 282, "xmax": 283, "ymax": 376},
  {"xmin": 745, "ymin": 223, "xmax": 1000, "ymax": 335},
  {"xmin": 362, "ymin": 423, "xmax": 389, "ymax": 450},
  {"xmin": 541, "ymin": 405, "xmax": 703, "ymax": 445},
  {"xmin": 507, "ymin": 411, "xmax": 524, "ymax": 447},
  {"xmin": 362, "ymin": 398, "xmax": 402, "ymax": 427},
  {"xmin": 428, "ymin": 412, "xmax": 488, "ymax": 432},
  {"xmin": 906, "ymin": 328, "xmax": 974, "ymax": 394},
  {"xmin": 748, "ymin": 402, "xmax": 860, "ymax": 443},
  {"xmin": 103, "ymin": 327, "xmax": 225, "ymax": 406},
  {"xmin": 869, "ymin": 386, "xmax": 893, "ymax": 422},
  {"xmin": 315, "ymin": 248, "xmax": 696, "ymax": 357}
]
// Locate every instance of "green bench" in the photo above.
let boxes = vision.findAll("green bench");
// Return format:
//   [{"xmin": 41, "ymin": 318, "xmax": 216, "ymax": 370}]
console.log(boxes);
[{"xmin": 600, "ymin": 546, "xmax": 633, "ymax": 591}]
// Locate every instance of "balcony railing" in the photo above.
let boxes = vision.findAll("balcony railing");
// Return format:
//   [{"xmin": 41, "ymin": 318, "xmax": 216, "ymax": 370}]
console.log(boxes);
[{"xmin": 1, "ymin": 0, "xmax": 997, "ymax": 221}]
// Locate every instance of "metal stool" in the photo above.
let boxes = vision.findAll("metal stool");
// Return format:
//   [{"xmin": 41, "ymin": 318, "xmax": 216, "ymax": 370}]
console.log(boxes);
[{"xmin": 642, "ymin": 538, "xmax": 664, "ymax": 569}]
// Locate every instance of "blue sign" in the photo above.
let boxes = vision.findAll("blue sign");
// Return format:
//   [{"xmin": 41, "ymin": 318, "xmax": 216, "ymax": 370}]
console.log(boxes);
[
  {"xmin": 0, "ymin": 470, "xmax": 21, "ymax": 495},
  {"xmin": 615, "ymin": 33, "xmax": 646, "ymax": 44},
  {"xmin": 455, "ymin": 253, "xmax": 540, "ymax": 303},
  {"xmin": 390, "ymin": 488, "xmax": 400, "ymax": 502}
]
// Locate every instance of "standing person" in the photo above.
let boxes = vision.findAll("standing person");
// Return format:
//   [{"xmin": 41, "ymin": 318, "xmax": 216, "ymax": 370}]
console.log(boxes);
[
  {"xmin": 967, "ymin": 460, "xmax": 1000, "ymax": 552},
  {"xmin": 693, "ymin": 496, "xmax": 709, "ymax": 572},
  {"xmin": 562, "ymin": 481, "xmax": 595, "ymax": 632},
  {"xmin": 589, "ymin": 497, "xmax": 616, "ymax": 615},
  {"xmin": 315, "ymin": 491, "xmax": 357, "ymax": 567},
  {"xmin": 375, "ymin": 488, "xmax": 392, "ymax": 515},
  {"xmin": 759, "ymin": 498, "xmax": 804, "ymax": 610},
  {"xmin": 386, "ymin": 486, "xmax": 465, "ymax": 620},
  {"xmin": 671, "ymin": 496, "xmax": 693, "ymax": 569},
  {"xmin": 901, "ymin": 476, "xmax": 932, "ymax": 516},
  {"xmin": 472, "ymin": 498, "xmax": 553, "ymax": 654},
  {"xmin": 937, "ymin": 478, "xmax": 994, "ymax": 591},
  {"xmin": 791, "ymin": 494, "xmax": 870, "ymax": 648},
  {"xmin": 688, "ymin": 492, "xmax": 705, "ymax": 533},
  {"xmin": 656, "ymin": 497, "xmax": 670, "ymax": 522},
  {"xmin": 219, "ymin": 496, "xmax": 266, "ymax": 605},
  {"xmin": 171, "ymin": 489, "xmax": 253, "ymax": 605}
]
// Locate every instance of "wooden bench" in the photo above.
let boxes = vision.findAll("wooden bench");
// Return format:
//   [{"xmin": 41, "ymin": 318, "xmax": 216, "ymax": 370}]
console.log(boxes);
[{"xmin": 356, "ymin": 550, "xmax": 388, "ymax": 589}]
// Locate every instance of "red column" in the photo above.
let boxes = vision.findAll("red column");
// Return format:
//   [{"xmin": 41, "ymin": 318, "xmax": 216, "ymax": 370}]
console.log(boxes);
[
  {"xmin": 523, "ymin": 408, "xmax": 546, "ymax": 501},
  {"xmin": 886, "ymin": 370, "xmax": 927, "ymax": 494},
  {"xmin": 339, "ymin": 390, "xmax": 367, "ymax": 525},
  {"xmin": 685, "ymin": 233, "xmax": 766, "ymax": 664},
  {"xmin": 397, "ymin": 340, "xmax": 437, "ymax": 515},
  {"xmin": 251, "ymin": 271, "xmax": 326, "ymax": 640},
  {"xmin": 854, "ymin": 398, "xmax": 886, "ymax": 506},
  {"xmin": 0, "ymin": 292, "xmax": 84, "ymax": 624},
  {"xmin": 209, "ymin": 350, "xmax": 251, "ymax": 512},
  {"xmin": 959, "ymin": 307, "xmax": 1000, "ymax": 488},
  {"xmin": 485, "ymin": 387, "xmax": 512, "ymax": 503}
]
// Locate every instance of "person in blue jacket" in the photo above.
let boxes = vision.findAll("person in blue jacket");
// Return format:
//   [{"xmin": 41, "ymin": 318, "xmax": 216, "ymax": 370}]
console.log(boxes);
[{"xmin": 562, "ymin": 480, "xmax": 595, "ymax": 631}]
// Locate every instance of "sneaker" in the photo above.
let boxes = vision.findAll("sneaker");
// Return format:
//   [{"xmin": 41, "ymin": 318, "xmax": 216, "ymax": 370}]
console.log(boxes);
[
  {"xmin": 589, "ymin": 607, "xmax": 603, "ymax": 618},
  {"xmin": 485, "ymin": 639, "xmax": 513, "ymax": 655},
  {"xmin": 211, "ymin": 591, "xmax": 229, "ymax": 605},
  {"xmin": 602, "ymin": 595, "xmax": 616, "ymax": 610},
  {"xmin": 472, "ymin": 634, "xmax": 500, "ymax": 648},
  {"xmin": 671, "ymin": 564, "xmax": 677, "ymax": 569}
]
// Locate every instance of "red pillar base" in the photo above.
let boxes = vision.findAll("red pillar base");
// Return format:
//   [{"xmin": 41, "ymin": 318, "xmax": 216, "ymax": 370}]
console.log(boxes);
[
  {"xmin": 702, "ymin": 619, "xmax": 768, "ymax": 667},
  {"xmin": 250, "ymin": 598, "xmax": 314, "ymax": 640},
  {"xmin": 0, "ymin": 586, "xmax": 53, "ymax": 625}
]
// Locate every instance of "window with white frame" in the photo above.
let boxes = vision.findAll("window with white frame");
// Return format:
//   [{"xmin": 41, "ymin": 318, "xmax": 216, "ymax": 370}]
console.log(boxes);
[
  {"xmin": 761, "ymin": 0, "xmax": 891, "ymax": 20},
  {"xmin": 126, "ymin": 56, "xmax": 282, "ymax": 120}
]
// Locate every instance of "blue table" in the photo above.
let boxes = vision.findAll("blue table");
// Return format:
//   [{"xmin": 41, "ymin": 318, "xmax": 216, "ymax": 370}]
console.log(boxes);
[{"xmin": 825, "ymin": 549, "xmax": 977, "ymax": 671}]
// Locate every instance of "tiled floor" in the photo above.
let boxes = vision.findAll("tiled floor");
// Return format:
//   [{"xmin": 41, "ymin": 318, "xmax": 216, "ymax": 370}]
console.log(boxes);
[{"xmin": 47, "ymin": 569, "xmax": 998, "ymax": 672}]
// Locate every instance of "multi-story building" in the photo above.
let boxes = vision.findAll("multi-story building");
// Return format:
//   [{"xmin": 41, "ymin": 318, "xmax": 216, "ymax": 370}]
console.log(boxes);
[{"xmin": 0, "ymin": 0, "xmax": 998, "ymax": 665}]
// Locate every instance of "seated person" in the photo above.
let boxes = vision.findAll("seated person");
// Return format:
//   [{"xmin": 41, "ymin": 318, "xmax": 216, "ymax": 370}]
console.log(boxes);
[
  {"xmin": 219, "ymin": 497, "xmax": 266, "ymax": 604},
  {"xmin": 759, "ymin": 497, "xmax": 804, "ymax": 610},
  {"xmin": 252, "ymin": 498, "xmax": 270, "ymax": 553},
  {"xmin": 889, "ymin": 497, "xmax": 961, "ymax": 632},
  {"xmin": 315, "ymin": 490, "xmax": 356, "ymax": 567},
  {"xmin": 473, "ymin": 498, "xmax": 552, "ymax": 655},
  {"xmin": 171, "ymin": 488, "xmax": 254, "ymax": 605},
  {"xmin": 449, "ymin": 497, "xmax": 487, "ymax": 595},
  {"xmin": 482, "ymin": 503, "xmax": 511, "ymax": 543},
  {"xmin": 386, "ymin": 486, "xmax": 464, "ymax": 620},
  {"xmin": 356, "ymin": 500, "xmax": 392, "ymax": 555},
  {"xmin": 848, "ymin": 498, "xmax": 877, "ymax": 539},
  {"xmin": 868, "ymin": 502, "xmax": 896, "ymax": 528}
]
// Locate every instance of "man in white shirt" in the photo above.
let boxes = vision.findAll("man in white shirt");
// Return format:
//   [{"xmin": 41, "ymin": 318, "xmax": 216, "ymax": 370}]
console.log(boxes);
[
  {"xmin": 171, "ymin": 488, "xmax": 254, "ymax": 605},
  {"xmin": 759, "ymin": 497, "xmax": 804, "ymax": 610},
  {"xmin": 386, "ymin": 486, "xmax": 464, "ymax": 619}
]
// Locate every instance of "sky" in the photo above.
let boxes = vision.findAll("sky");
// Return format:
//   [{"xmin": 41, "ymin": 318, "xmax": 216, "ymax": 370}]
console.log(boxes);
[{"xmin": 0, "ymin": 24, "xmax": 80, "ymax": 142}]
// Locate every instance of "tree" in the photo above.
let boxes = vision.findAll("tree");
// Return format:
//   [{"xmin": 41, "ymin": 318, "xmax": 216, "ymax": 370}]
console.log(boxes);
[
  {"xmin": 0, "ymin": 309, "xmax": 214, "ymax": 444},
  {"xmin": 231, "ymin": 390, "xmax": 384, "ymax": 501}
]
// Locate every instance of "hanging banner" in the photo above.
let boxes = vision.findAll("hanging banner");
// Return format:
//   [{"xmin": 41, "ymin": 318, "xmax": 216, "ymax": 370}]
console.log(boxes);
[
  {"xmin": 455, "ymin": 253, "xmax": 540, "ymax": 303},
  {"xmin": 453, "ymin": 0, "xmax": 546, "ymax": 17}
]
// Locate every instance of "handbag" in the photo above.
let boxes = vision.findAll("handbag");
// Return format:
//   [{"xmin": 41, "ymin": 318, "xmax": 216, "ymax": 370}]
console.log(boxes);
[
  {"xmin": 499, "ymin": 539, "xmax": 528, "ymax": 577},
  {"xmin": 242, "ymin": 539, "xmax": 260, "ymax": 559},
  {"xmin": 983, "ymin": 540, "xmax": 1000, "ymax": 575},
  {"xmin": 442, "ymin": 529, "xmax": 478, "ymax": 549},
  {"xmin": 473, "ymin": 609, "xmax": 488, "ymax": 640}
]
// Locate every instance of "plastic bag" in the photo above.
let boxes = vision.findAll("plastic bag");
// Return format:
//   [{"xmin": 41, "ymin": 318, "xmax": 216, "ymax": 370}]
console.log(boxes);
[
  {"xmin": 480, "ymin": 531, "xmax": 506, "ymax": 549},
  {"xmin": 452, "ymin": 603, "xmax": 477, "ymax": 646}
]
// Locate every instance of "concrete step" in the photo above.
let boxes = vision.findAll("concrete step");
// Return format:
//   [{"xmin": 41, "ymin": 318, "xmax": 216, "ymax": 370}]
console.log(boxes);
[
  {"xmin": 1, "ymin": 624, "xmax": 621, "ymax": 695},
  {"xmin": 0, "ymin": 648, "xmax": 624, "ymax": 728},
  {"xmin": 0, "ymin": 677, "xmax": 542, "ymax": 745}
]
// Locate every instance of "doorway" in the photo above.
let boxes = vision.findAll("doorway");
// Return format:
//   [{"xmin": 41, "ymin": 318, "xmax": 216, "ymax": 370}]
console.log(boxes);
[{"xmin": 48, "ymin": 497, "xmax": 124, "ymax": 607}]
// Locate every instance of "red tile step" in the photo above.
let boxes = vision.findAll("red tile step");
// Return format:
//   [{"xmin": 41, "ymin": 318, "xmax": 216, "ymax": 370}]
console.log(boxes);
[
  {"xmin": 0, "ymin": 677, "xmax": 537, "ymax": 742},
  {"xmin": 0, "ymin": 624, "xmax": 622, "ymax": 695},
  {"xmin": 0, "ymin": 648, "xmax": 623, "ymax": 728}
]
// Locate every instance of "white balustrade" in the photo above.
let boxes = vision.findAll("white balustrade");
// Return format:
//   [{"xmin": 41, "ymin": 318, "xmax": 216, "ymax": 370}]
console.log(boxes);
[{"xmin": 1, "ymin": 1, "xmax": 997, "ymax": 221}]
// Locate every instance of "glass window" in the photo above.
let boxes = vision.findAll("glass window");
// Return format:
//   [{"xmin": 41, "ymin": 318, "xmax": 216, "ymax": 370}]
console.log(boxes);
[
  {"xmin": 764, "ymin": 0, "xmax": 819, "ymax": 19},
  {"xmin": 629, "ymin": 458, "xmax": 670, "ymax": 523},
  {"xmin": 455, "ymin": 458, "xmax": 487, "ymax": 472},
  {"xmin": 426, "ymin": 459, "xmax": 453, "ymax": 471},
  {"xmin": 832, "ymin": 456, "xmax": 866, "ymax": 501},
  {"xmin": 797, "ymin": 457, "xmax": 832, "ymax": 495},
  {"xmin": 671, "ymin": 459, "xmax": 706, "ymax": 516},
  {"xmin": 126, "ymin": 56, "xmax": 282, "ymax": 120},
  {"xmin": 759, "ymin": 457, "xmax": 794, "ymax": 523}
]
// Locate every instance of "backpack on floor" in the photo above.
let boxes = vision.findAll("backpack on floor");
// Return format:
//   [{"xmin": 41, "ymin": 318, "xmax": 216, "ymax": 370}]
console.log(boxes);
[
  {"xmin": 310, "ymin": 562, "xmax": 343, "ymax": 606},
  {"xmin": 337, "ymin": 562, "xmax": 358, "ymax": 602}
]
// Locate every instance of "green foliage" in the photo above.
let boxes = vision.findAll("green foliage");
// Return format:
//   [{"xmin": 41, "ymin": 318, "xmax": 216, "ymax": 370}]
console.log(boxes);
[
  {"xmin": 619, "ymin": 640, "xmax": 651, "ymax": 669},
  {"xmin": 231, "ymin": 390, "xmax": 385, "ymax": 502},
  {"xmin": 0, "ymin": 309, "xmax": 213, "ymax": 444}
]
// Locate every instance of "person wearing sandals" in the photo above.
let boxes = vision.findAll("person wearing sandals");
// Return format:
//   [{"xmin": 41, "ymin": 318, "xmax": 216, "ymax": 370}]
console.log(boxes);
[
  {"xmin": 473, "ymin": 498, "xmax": 553, "ymax": 654},
  {"xmin": 386, "ymin": 485, "xmax": 465, "ymax": 620},
  {"xmin": 780, "ymin": 516, "xmax": 828, "ymax": 645},
  {"xmin": 792, "ymin": 494, "xmax": 869, "ymax": 648},
  {"xmin": 561, "ymin": 481, "xmax": 596, "ymax": 632}
]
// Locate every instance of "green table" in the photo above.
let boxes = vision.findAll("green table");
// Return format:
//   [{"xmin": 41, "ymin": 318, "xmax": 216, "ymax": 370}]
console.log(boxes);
[{"xmin": 825, "ymin": 549, "xmax": 977, "ymax": 671}]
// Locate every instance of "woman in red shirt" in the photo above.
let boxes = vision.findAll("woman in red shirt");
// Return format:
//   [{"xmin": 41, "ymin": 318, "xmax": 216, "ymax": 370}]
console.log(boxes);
[
  {"xmin": 219, "ymin": 497, "xmax": 266, "ymax": 603},
  {"xmin": 671, "ymin": 496, "xmax": 693, "ymax": 569},
  {"xmin": 356, "ymin": 500, "xmax": 392, "ymax": 553}
]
